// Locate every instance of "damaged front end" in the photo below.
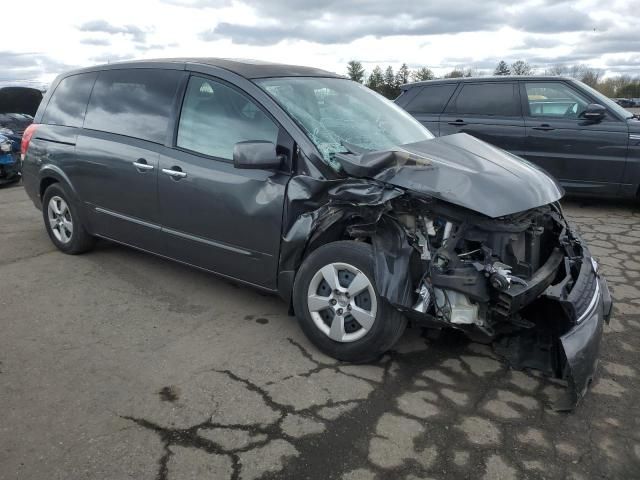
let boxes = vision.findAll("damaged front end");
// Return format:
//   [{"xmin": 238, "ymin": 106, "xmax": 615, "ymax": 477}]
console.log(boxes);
[
  {"xmin": 392, "ymin": 197, "xmax": 612, "ymax": 409},
  {"xmin": 281, "ymin": 136, "xmax": 611, "ymax": 409}
]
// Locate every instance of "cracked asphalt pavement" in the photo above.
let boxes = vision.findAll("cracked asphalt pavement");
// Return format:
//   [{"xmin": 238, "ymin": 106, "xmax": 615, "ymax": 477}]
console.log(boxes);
[{"xmin": 1, "ymin": 182, "xmax": 639, "ymax": 480}]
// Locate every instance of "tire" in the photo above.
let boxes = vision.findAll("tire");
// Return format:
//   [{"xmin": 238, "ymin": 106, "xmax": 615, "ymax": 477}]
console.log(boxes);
[
  {"xmin": 293, "ymin": 240, "xmax": 407, "ymax": 363},
  {"xmin": 42, "ymin": 183, "xmax": 95, "ymax": 254}
]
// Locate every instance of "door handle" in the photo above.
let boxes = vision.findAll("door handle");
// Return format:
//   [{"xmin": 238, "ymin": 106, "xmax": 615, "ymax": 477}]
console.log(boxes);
[
  {"xmin": 448, "ymin": 119, "xmax": 467, "ymax": 126},
  {"xmin": 133, "ymin": 159, "xmax": 154, "ymax": 171},
  {"xmin": 162, "ymin": 167, "xmax": 187, "ymax": 179},
  {"xmin": 532, "ymin": 124, "xmax": 555, "ymax": 131}
]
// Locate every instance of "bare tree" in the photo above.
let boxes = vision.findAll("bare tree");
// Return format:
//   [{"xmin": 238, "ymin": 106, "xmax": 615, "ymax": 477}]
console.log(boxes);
[
  {"xmin": 580, "ymin": 69, "xmax": 603, "ymax": 88},
  {"xmin": 510, "ymin": 60, "xmax": 533, "ymax": 75},
  {"xmin": 444, "ymin": 68, "xmax": 466, "ymax": 78},
  {"xmin": 411, "ymin": 67, "xmax": 435, "ymax": 82},
  {"xmin": 545, "ymin": 64, "xmax": 567, "ymax": 76}
]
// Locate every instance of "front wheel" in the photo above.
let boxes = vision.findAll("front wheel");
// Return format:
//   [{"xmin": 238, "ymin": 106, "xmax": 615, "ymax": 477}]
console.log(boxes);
[{"xmin": 293, "ymin": 241, "xmax": 407, "ymax": 363}]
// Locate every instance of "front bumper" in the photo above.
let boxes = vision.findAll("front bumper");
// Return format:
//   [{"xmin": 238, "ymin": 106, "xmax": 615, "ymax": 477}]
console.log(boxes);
[{"xmin": 560, "ymin": 275, "xmax": 611, "ymax": 406}]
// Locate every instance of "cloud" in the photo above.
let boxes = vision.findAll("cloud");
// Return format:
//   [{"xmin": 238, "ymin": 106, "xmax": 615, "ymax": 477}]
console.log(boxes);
[
  {"xmin": 203, "ymin": 18, "xmax": 499, "ymax": 45},
  {"xmin": 0, "ymin": 51, "xmax": 72, "ymax": 83},
  {"xmin": 80, "ymin": 37, "xmax": 111, "ymax": 47},
  {"xmin": 195, "ymin": 0, "xmax": 611, "ymax": 46},
  {"xmin": 198, "ymin": 0, "xmax": 506, "ymax": 45},
  {"xmin": 513, "ymin": 35, "xmax": 560, "ymax": 50},
  {"xmin": 135, "ymin": 42, "xmax": 179, "ymax": 52},
  {"xmin": 161, "ymin": 0, "xmax": 229, "ymax": 6},
  {"xmin": 510, "ymin": 3, "xmax": 605, "ymax": 33},
  {"xmin": 572, "ymin": 29, "xmax": 640, "ymax": 56},
  {"xmin": 78, "ymin": 20, "xmax": 147, "ymax": 43},
  {"xmin": 89, "ymin": 53, "xmax": 136, "ymax": 64}
]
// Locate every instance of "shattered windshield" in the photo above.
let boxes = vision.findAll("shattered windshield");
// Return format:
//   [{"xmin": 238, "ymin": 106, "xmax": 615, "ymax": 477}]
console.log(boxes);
[{"xmin": 256, "ymin": 77, "xmax": 434, "ymax": 170}]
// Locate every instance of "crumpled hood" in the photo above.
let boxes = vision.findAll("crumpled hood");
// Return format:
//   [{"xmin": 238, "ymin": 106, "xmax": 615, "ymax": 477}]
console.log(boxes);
[{"xmin": 337, "ymin": 133, "xmax": 564, "ymax": 218}]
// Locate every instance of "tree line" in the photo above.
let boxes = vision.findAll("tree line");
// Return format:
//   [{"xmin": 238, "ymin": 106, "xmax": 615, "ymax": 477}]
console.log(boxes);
[{"xmin": 347, "ymin": 60, "xmax": 640, "ymax": 100}]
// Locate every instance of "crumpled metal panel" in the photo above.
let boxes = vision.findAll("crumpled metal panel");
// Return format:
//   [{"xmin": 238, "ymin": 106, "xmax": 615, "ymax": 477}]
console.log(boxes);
[
  {"xmin": 279, "ymin": 175, "xmax": 413, "ymax": 306},
  {"xmin": 336, "ymin": 133, "xmax": 564, "ymax": 218}
]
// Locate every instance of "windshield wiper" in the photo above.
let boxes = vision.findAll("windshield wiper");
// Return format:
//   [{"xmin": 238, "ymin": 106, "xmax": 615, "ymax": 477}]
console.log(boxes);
[{"xmin": 340, "ymin": 141, "xmax": 373, "ymax": 156}]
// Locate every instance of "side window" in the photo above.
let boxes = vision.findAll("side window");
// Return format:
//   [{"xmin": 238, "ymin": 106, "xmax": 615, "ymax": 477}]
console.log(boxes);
[
  {"xmin": 42, "ymin": 73, "xmax": 97, "ymax": 128},
  {"xmin": 448, "ymin": 83, "xmax": 519, "ymax": 116},
  {"xmin": 84, "ymin": 69, "xmax": 182, "ymax": 143},
  {"xmin": 405, "ymin": 84, "xmax": 457, "ymax": 114},
  {"xmin": 525, "ymin": 82, "xmax": 590, "ymax": 118},
  {"xmin": 177, "ymin": 76, "xmax": 279, "ymax": 160}
]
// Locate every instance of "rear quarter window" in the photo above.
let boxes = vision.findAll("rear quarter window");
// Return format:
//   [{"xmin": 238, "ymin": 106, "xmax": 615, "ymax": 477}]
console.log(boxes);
[
  {"xmin": 84, "ymin": 69, "xmax": 182, "ymax": 144},
  {"xmin": 42, "ymin": 73, "xmax": 97, "ymax": 128},
  {"xmin": 405, "ymin": 84, "xmax": 457, "ymax": 114},
  {"xmin": 447, "ymin": 82, "xmax": 519, "ymax": 116}
]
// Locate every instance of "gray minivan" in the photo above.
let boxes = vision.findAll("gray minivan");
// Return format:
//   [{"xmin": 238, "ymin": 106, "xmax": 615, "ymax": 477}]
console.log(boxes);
[
  {"xmin": 396, "ymin": 76, "xmax": 640, "ymax": 198},
  {"xmin": 22, "ymin": 59, "xmax": 611, "ymax": 406}
]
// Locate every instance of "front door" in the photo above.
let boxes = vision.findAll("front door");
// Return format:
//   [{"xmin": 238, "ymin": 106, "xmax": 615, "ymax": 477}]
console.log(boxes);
[
  {"xmin": 158, "ymin": 75, "xmax": 290, "ymax": 289},
  {"xmin": 521, "ymin": 81, "xmax": 629, "ymax": 195},
  {"xmin": 439, "ymin": 81, "xmax": 526, "ymax": 156}
]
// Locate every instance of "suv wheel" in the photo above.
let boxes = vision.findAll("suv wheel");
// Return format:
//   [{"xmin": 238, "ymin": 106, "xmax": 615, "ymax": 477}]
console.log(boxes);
[
  {"xmin": 293, "ymin": 240, "xmax": 407, "ymax": 362},
  {"xmin": 42, "ymin": 184, "xmax": 95, "ymax": 254}
]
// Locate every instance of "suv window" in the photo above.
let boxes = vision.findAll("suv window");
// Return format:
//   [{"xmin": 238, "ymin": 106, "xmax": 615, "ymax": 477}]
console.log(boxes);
[
  {"xmin": 84, "ymin": 69, "xmax": 181, "ymax": 143},
  {"xmin": 447, "ymin": 82, "xmax": 519, "ymax": 116},
  {"xmin": 525, "ymin": 82, "xmax": 590, "ymax": 118},
  {"xmin": 405, "ymin": 84, "xmax": 457, "ymax": 114},
  {"xmin": 177, "ymin": 76, "xmax": 279, "ymax": 160},
  {"xmin": 42, "ymin": 73, "xmax": 97, "ymax": 128}
]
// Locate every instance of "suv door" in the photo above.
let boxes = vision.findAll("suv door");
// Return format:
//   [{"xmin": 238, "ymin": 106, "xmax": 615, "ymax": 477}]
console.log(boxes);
[
  {"xmin": 158, "ymin": 75, "xmax": 291, "ymax": 289},
  {"xmin": 397, "ymin": 83, "xmax": 457, "ymax": 135},
  {"xmin": 521, "ymin": 81, "xmax": 628, "ymax": 195},
  {"xmin": 439, "ymin": 82, "xmax": 525, "ymax": 155},
  {"xmin": 76, "ymin": 68, "xmax": 183, "ymax": 251}
]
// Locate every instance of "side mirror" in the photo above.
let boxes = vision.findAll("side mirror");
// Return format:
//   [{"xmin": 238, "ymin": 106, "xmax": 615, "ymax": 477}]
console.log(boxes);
[
  {"xmin": 233, "ymin": 141, "xmax": 281, "ymax": 170},
  {"xmin": 580, "ymin": 103, "xmax": 606, "ymax": 121}
]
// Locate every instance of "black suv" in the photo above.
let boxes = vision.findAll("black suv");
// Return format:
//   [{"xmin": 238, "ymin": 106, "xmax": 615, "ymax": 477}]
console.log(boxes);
[
  {"xmin": 22, "ymin": 59, "xmax": 611, "ymax": 407},
  {"xmin": 396, "ymin": 76, "xmax": 640, "ymax": 198}
]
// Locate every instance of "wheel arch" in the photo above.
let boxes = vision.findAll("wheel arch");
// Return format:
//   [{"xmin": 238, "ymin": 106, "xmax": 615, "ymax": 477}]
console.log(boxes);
[
  {"xmin": 38, "ymin": 166, "xmax": 91, "ymax": 228},
  {"xmin": 278, "ymin": 216, "xmax": 374, "ymax": 314},
  {"xmin": 38, "ymin": 165, "xmax": 78, "ymax": 202}
]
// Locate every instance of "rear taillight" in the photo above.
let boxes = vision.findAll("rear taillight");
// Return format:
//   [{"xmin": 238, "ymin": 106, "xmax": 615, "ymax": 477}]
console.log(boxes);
[{"xmin": 21, "ymin": 123, "xmax": 39, "ymax": 161}]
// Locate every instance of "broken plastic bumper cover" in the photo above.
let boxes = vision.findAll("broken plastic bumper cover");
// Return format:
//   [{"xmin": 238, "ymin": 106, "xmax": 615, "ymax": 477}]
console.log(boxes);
[{"xmin": 559, "ymin": 270, "xmax": 611, "ymax": 408}]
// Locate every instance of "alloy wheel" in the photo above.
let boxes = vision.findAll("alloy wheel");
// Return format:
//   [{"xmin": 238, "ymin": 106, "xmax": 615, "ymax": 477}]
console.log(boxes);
[
  {"xmin": 47, "ymin": 196, "xmax": 73, "ymax": 244},
  {"xmin": 307, "ymin": 262, "xmax": 377, "ymax": 342}
]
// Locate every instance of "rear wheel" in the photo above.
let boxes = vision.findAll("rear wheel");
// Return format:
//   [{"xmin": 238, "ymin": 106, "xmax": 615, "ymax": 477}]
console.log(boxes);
[
  {"xmin": 42, "ymin": 183, "xmax": 95, "ymax": 254},
  {"xmin": 293, "ymin": 241, "xmax": 407, "ymax": 362}
]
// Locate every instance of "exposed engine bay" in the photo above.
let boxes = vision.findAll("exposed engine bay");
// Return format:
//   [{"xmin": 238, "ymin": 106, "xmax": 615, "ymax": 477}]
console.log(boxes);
[
  {"xmin": 395, "ymin": 199, "xmax": 571, "ymax": 334},
  {"xmin": 396, "ymin": 196, "xmax": 612, "ymax": 409}
]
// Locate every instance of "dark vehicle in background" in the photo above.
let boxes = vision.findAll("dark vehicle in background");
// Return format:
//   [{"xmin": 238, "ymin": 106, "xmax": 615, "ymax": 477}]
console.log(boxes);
[
  {"xmin": 396, "ymin": 76, "xmax": 640, "ymax": 198},
  {"xmin": 615, "ymin": 98, "xmax": 637, "ymax": 108},
  {"xmin": 0, "ymin": 85, "xmax": 44, "ymax": 184},
  {"xmin": 22, "ymin": 59, "xmax": 611, "ymax": 407}
]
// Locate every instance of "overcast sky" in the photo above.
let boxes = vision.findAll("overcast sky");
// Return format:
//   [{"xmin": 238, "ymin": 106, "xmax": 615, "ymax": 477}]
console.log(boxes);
[{"xmin": 1, "ymin": 0, "xmax": 638, "ymax": 85}]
